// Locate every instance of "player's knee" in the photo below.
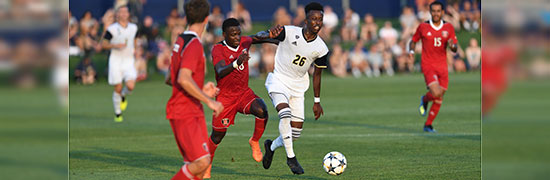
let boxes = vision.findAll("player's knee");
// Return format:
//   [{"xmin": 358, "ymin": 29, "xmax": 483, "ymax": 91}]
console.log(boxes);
[
  {"xmin": 194, "ymin": 156, "xmax": 211, "ymax": 170},
  {"xmin": 210, "ymin": 130, "xmax": 226, "ymax": 144},
  {"xmin": 252, "ymin": 99, "xmax": 268, "ymax": 119},
  {"xmin": 291, "ymin": 127, "xmax": 302, "ymax": 141},
  {"xmin": 275, "ymin": 103, "xmax": 290, "ymax": 111},
  {"xmin": 434, "ymin": 98, "xmax": 443, "ymax": 104},
  {"xmin": 277, "ymin": 107, "xmax": 291, "ymax": 120}
]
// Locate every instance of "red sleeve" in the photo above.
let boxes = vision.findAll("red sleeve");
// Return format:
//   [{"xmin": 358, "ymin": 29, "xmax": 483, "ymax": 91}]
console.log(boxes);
[
  {"xmin": 449, "ymin": 25, "xmax": 458, "ymax": 44},
  {"xmin": 211, "ymin": 45, "xmax": 225, "ymax": 66},
  {"xmin": 411, "ymin": 24, "xmax": 422, "ymax": 42},
  {"xmin": 180, "ymin": 39, "xmax": 202, "ymax": 71}
]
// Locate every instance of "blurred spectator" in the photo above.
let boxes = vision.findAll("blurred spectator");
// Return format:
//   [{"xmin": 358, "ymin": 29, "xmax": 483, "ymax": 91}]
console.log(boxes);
[
  {"xmin": 75, "ymin": 23, "xmax": 100, "ymax": 56},
  {"xmin": 156, "ymin": 40, "xmax": 170, "ymax": 76},
  {"xmin": 320, "ymin": 6, "xmax": 338, "ymax": 40},
  {"xmin": 101, "ymin": 9, "xmax": 116, "ymax": 34},
  {"xmin": 292, "ymin": 5, "xmax": 305, "ymax": 26},
  {"xmin": 341, "ymin": 8, "xmax": 360, "ymax": 42},
  {"xmin": 367, "ymin": 41, "xmax": 394, "ymax": 77},
  {"xmin": 417, "ymin": 4, "xmax": 431, "ymax": 22},
  {"xmin": 460, "ymin": 0, "xmax": 480, "ymax": 31},
  {"xmin": 273, "ymin": 6, "xmax": 291, "ymax": 25},
  {"xmin": 261, "ymin": 44, "xmax": 276, "ymax": 73},
  {"xmin": 444, "ymin": 3, "xmax": 461, "ymax": 30},
  {"xmin": 134, "ymin": 45, "xmax": 147, "ymax": 81},
  {"xmin": 349, "ymin": 42, "xmax": 371, "ymax": 78},
  {"xmin": 80, "ymin": 10, "xmax": 98, "ymax": 35},
  {"xmin": 0, "ymin": 39, "xmax": 12, "ymax": 69},
  {"xmin": 206, "ymin": 5, "xmax": 225, "ymax": 44},
  {"xmin": 69, "ymin": 10, "xmax": 80, "ymax": 56},
  {"xmin": 448, "ymin": 44, "xmax": 466, "ymax": 72},
  {"xmin": 465, "ymin": 38, "xmax": 481, "ymax": 70},
  {"xmin": 360, "ymin": 14, "xmax": 378, "ymax": 42},
  {"xmin": 12, "ymin": 40, "xmax": 41, "ymax": 89},
  {"xmin": 329, "ymin": 44, "xmax": 348, "ymax": 78},
  {"xmin": 399, "ymin": 6, "xmax": 418, "ymax": 40},
  {"xmin": 379, "ymin": 21, "xmax": 399, "ymax": 46},
  {"xmin": 138, "ymin": 15, "xmax": 159, "ymax": 57},
  {"xmin": 227, "ymin": 2, "xmax": 252, "ymax": 32},
  {"xmin": 395, "ymin": 40, "xmax": 415, "ymax": 72},
  {"xmin": 74, "ymin": 54, "xmax": 96, "ymax": 85},
  {"xmin": 248, "ymin": 45, "xmax": 261, "ymax": 78},
  {"xmin": 165, "ymin": 8, "xmax": 186, "ymax": 41}
]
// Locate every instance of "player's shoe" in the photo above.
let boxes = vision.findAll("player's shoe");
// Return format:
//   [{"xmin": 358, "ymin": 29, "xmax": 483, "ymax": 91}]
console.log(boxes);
[
  {"xmin": 120, "ymin": 96, "xmax": 128, "ymax": 111},
  {"xmin": 202, "ymin": 164, "xmax": 212, "ymax": 179},
  {"xmin": 423, "ymin": 125, "xmax": 436, "ymax": 133},
  {"xmin": 249, "ymin": 138, "xmax": 263, "ymax": 162},
  {"xmin": 287, "ymin": 156, "xmax": 304, "ymax": 175},
  {"xmin": 419, "ymin": 96, "xmax": 428, "ymax": 116},
  {"xmin": 114, "ymin": 114, "xmax": 123, "ymax": 122},
  {"xmin": 262, "ymin": 139, "xmax": 274, "ymax": 169}
]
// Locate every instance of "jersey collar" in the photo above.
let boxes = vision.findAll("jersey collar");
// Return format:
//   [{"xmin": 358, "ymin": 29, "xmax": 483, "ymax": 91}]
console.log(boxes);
[
  {"xmin": 429, "ymin": 19, "xmax": 444, "ymax": 31},
  {"xmin": 183, "ymin": 31, "xmax": 201, "ymax": 42},
  {"xmin": 223, "ymin": 40, "xmax": 239, "ymax": 52}
]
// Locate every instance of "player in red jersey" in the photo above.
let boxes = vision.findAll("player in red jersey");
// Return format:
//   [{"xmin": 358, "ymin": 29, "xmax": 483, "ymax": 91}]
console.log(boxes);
[
  {"xmin": 165, "ymin": 1, "xmax": 224, "ymax": 179},
  {"xmin": 202, "ymin": 18, "xmax": 279, "ymax": 179},
  {"xmin": 409, "ymin": 1, "xmax": 458, "ymax": 133}
]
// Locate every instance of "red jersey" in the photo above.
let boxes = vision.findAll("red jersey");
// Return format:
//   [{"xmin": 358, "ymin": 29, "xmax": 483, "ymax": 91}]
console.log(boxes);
[
  {"xmin": 412, "ymin": 20, "xmax": 458, "ymax": 70},
  {"xmin": 211, "ymin": 36, "xmax": 253, "ymax": 97},
  {"xmin": 166, "ymin": 32, "xmax": 206, "ymax": 119}
]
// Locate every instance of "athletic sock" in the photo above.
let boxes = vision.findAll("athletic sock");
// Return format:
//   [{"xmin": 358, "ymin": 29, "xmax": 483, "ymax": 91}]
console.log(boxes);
[
  {"xmin": 112, "ymin": 91, "xmax": 122, "ymax": 115},
  {"xmin": 271, "ymin": 135, "xmax": 284, "ymax": 151},
  {"xmin": 425, "ymin": 98, "xmax": 442, "ymax": 126},
  {"xmin": 423, "ymin": 91, "xmax": 434, "ymax": 103},
  {"xmin": 277, "ymin": 108, "xmax": 295, "ymax": 158},
  {"xmin": 207, "ymin": 137, "xmax": 218, "ymax": 162},
  {"xmin": 172, "ymin": 164, "xmax": 197, "ymax": 180},
  {"xmin": 251, "ymin": 117, "xmax": 266, "ymax": 141}
]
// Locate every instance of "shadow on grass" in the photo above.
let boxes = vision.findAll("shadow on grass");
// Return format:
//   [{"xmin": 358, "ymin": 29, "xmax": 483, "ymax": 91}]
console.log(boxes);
[{"xmin": 212, "ymin": 162, "xmax": 327, "ymax": 180}]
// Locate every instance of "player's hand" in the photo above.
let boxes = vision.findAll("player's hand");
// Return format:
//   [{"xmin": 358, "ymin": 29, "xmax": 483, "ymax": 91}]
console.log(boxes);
[
  {"xmin": 237, "ymin": 49, "xmax": 250, "ymax": 65},
  {"xmin": 202, "ymin": 82, "xmax": 219, "ymax": 98},
  {"xmin": 207, "ymin": 100, "xmax": 224, "ymax": 117},
  {"xmin": 313, "ymin": 103, "xmax": 324, "ymax": 120},
  {"xmin": 268, "ymin": 25, "xmax": 284, "ymax": 39},
  {"xmin": 408, "ymin": 52, "xmax": 414, "ymax": 61}
]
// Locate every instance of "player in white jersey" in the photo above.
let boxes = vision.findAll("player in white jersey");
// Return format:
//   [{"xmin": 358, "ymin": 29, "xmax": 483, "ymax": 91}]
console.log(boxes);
[
  {"xmin": 101, "ymin": 6, "xmax": 138, "ymax": 122},
  {"xmin": 261, "ymin": 2, "xmax": 329, "ymax": 175}
]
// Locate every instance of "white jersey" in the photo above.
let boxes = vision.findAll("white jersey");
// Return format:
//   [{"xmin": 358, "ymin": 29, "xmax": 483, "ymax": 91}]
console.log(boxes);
[
  {"xmin": 272, "ymin": 25, "xmax": 329, "ymax": 93},
  {"xmin": 105, "ymin": 22, "xmax": 138, "ymax": 58}
]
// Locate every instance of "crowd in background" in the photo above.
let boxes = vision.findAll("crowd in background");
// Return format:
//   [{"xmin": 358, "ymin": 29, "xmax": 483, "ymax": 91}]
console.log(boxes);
[{"xmin": 68, "ymin": 0, "xmax": 482, "ymax": 85}]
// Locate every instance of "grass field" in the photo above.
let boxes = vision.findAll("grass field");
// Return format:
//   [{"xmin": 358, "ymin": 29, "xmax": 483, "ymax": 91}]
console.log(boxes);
[{"xmin": 69, "ymin": 72, "xmax": 480, "ymax": 179}]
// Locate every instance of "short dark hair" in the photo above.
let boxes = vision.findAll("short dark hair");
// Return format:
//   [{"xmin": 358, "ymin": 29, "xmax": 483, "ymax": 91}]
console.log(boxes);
[
  {"xmin": 305, "ymin": 2, "xmax": 323, "ymax": 15},
  {"xmin": 222, "ymin": 18, "xmax": 240, "ymax": 33},
  {"xmin": 184, "ymin": 0, "xmax": 210, "ymax": 25},
  {"xmin": 429, "ymin": 1, "xmax": 445, "ymax": 11}
]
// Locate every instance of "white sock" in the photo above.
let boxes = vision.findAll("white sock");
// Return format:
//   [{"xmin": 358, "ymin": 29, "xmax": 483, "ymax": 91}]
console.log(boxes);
[
  {"xmin": 277, "ymin": 108, "xmax": 295, "ymax": 158},
  {"xmin": 271, "ymin": 135, "xmax": 284, "ymax": 151},
  {"xmin": 365, "ymin": 68, "xmax": 373, "ymax": 78},
  {"xmin": 121, "ymin": 86, "xmax": 132, "ymax": 97},
  {"xmin": 113, "ymin": 91, "xmax": 122, "ymax": 115},
  {"xmin": 352, "ymin": 68, "xmax": 361, "ymax": 78},
  {"xmin": 387, "ymin": 67, "xmax": 394, "ymax": 76},
  {"xmin": 374, "ymin": 68, "xmax": 381, "ymax": 77}
]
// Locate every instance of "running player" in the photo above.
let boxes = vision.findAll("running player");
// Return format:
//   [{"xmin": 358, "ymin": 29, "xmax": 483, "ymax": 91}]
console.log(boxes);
[
  {"xmin": 202, "ymin": 18, "xmax": 279, "ymax": 179},
  {"xmin": 101, "ymin": 6, "xmax": 137, "ymax": 122},
  {"xmin": 409, "ymin": 1, "xmax": 458, "ymax": 132},
  {"xmin": 165, "ymin": 0, "xmax": 224, "ymax": 179},
  {"xmin": 261, "ymin": 2, "xmax": 329, "ymax": 175}
]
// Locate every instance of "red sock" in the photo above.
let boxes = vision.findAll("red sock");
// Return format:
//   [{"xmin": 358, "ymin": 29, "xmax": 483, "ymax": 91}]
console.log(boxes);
[
  {"xmin": 207, "ymin": 137, "xmax": 218, "ymax": 162},
  {"xmin": 172, "ymin": 164, "xmax": 197, "ymax": 180},
  {"xmin": 251, "ymin": 117, "xmax": 266, "ymax": 141},
  {"xmin": 425, "ymin": 98, "xmax": 442, "ymax": 126},
  {"xmin": 423, "ymin": 91, "xmax": 434, "ymax": 103}
]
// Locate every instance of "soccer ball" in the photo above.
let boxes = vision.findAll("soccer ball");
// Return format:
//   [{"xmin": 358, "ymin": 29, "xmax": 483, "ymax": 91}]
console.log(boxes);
[{"xmin": 323, "ymin": 151, "xmax": 347, "ymax": 175}]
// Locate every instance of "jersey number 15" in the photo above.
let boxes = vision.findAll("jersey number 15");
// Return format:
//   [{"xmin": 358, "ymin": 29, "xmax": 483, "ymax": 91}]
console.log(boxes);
[{"xmin": 293, "ymin": 55, "xmax": 306, "ymax": 66}]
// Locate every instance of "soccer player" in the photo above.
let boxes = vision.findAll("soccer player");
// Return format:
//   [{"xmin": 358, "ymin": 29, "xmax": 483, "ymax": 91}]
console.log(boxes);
[
  {"xmin": 409, "ymin": 1, "xmax": 458, "ymax": 133},
  {"xmin": 165, "ymin": 0, "xmax": 224, "ymax": 179},
  {"xmin": 261, "ymin": 2, "xmax": 329, "ymax": 175},
  {"xmin": 101, "ymin": 6, "xmax": 138, "ymax": 122},
  {"xmin": 203, "ymin": 18, "xmax": 278, "ymax": 178}
]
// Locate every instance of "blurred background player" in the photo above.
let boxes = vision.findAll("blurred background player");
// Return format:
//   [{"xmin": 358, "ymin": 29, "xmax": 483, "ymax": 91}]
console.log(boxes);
[
  {"xmin": 203, "ymin": 18, "xmax": 279, "ymax": 179},
  {"xmin": 409, "ymin": 1, "xmax": 458, "ymax": 133},
  {"xmin": 262, "ymin": 2, "xmax": 329, "ymax": 175},
  {"xmin": 165, "ymin": 0, "xmax": 223, "ymax": 179},
  {"xmin": 101, "ymin": 6, "xmax": 138, "ymax": 122}
]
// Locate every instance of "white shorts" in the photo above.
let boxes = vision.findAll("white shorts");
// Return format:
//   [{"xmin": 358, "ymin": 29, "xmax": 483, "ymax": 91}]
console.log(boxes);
[
  {"xmin": 265, "ymin": 73, "xmax": 305, "ymax": 122},
  {"xmin": 108, "ymin": 55, "xmax": 137, "ymax": 85}
]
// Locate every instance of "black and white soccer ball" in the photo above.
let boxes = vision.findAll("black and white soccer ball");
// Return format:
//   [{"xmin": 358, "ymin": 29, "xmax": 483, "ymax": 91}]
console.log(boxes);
[{"xmin": 323, "ymin": 151, "xmax": 347, "ymax": 175}]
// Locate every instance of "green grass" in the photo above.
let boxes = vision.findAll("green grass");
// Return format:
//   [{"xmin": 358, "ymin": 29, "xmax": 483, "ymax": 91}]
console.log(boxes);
[{"xmin": 69, "ymin": 72, "xmax": 480, "ymax": 179}]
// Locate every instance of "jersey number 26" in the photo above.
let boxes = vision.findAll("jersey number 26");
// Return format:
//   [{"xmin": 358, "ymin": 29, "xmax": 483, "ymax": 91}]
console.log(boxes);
[{"xmin": 293, "ymin": 55, "xmax": 306, "ymax": 66}]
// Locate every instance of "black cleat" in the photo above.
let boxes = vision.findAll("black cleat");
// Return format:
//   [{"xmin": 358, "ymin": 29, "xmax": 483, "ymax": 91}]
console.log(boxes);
[
  {"xmin": 286, "ymin": 156, "xmax": 304, "ymax": 175},
  {"xmin": 262, "ymin": 139, "xmax": 274, "ymax": 169}
]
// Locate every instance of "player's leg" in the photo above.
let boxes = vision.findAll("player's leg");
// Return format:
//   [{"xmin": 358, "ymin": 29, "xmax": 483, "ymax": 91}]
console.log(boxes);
[
  {"xmin": 285, "ymin": 95, "xmax": 305, "ymax": 174},
  {"xmin": 204, "ymin": 101, "xmax": 235, "ymax": 179},
  {"xmin": 109, "ymin": 61, "xmax": 124, "ymax": 122},
  {"xmin": 424, "ymin": 71, "xmax": 448, "ymax": 132},
  {"xmin": 169, "ymin": 118, "xmax": 211, "ymax": 180},
  {"xmin": 243, "ymin": 97, "xmax": 269, "ymax": 162},
  {"xmin": 120, "ymin": 62, "xmax": 137, "ymax": 111},
  {"xmin": 262, "ymin": 93, "xmax": 292, "ymax": 170}
]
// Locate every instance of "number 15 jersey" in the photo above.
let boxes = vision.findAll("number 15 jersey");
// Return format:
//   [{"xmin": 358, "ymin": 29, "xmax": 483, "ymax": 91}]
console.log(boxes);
[{"xmin": 272, "ymin": 25, "xmax": 329, "ymax": 93}]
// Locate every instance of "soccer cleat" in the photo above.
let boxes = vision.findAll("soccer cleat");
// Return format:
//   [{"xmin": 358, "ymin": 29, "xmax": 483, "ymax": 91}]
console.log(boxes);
[
  {"xmin": 202, "ymin": 164, "xmax": 211, "ymax": 179},
  {"xmin": 419, "ymin": 96, "xmax": 428, "ymax": 116},
  {"xmin": 249, "ymin": 138, "xmax": 263, "ymax": 162},
  {"xmin": 120, "ymin": 97, "xmax": 128, "ymax": 111},
  {"xmin": 287, "ymin": 156, "xmax": 304, "ymax": 175},
  {"xmin": 114, "ymin": 114, "xmax": 123, "ymax": 122},
  {"xmin": 423, "ymin": 125, "xmax": 436, "ymax": 133},
  {"xmin": 262, "ymin": 139, "xmax": 274, "ymax": 169}
]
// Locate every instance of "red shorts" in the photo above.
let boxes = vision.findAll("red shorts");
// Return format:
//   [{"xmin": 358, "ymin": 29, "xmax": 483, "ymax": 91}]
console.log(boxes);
[
  {"xmin": 212, "ymin": 88, "xmax": 259, "ymax": 131},
  {"xmin": 169, "ymin": 117, "xmax": 210, "ymax": 163},
  {"xmin": 422, "ymin": 67, "xmax": 448, "ymax": 90}
]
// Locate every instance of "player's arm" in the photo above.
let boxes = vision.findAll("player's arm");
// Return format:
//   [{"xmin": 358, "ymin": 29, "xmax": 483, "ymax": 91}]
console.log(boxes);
[
  {"xmin": 177, "ymin": 68, "xmax": 223, "ymax": 116},
  {"xmin": 312, "ymin": 53, "xmax": 329, "ymax": 120},
  {"xmin": 250, "ymin": 25, "xmax": 285, "ymax": 44},
  {"xmin": 101, "ymin": 31, "xmax": 125, "ymax": 50},
  {"xmin": 448, "ymin": 28, "xmax": 458, "ymax": 53},
  {"xmin": 214, "ymin": 50, "xmax": 250, "ymax": 78},
  {"xmin": 408, "ymin": 25, "xmax": 422, "ymax": 59}
]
